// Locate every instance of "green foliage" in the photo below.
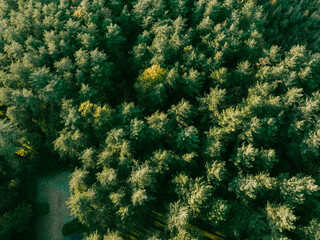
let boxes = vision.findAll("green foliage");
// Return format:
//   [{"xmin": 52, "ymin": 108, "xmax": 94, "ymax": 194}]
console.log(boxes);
[
  {"xmin": 0, "ymin": 203, "xmax": 32, "ymax": 239},
  {"xmin": 0, "ymin": 119, "xmax": 33, "ymax": 240},
  {"xmin": 266, "ymin": 202, "xmax": 297, "ymax": 232},
  {"xmin": 279, "ymin": 174, "xmax": 319, "ymax": 205},
  {"xmin": 260, "ymin": 0, "xmax": 320, "ymax": 52},
  {"xmin": 135, "ymin": 65, "xmax": 168, "ymax": 110},
  {"xmin": 62, "ymin": 219, "xmax": 82, "ymax": 236},
  {"xmin": 0, "ymin": 0, "xmax": 319, "ymax": 239}
]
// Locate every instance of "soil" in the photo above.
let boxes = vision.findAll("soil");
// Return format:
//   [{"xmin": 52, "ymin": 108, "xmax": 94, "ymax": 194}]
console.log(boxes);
[{"xmin": 35, "ymin": 171, "xmax": 75, "ymax": 240}]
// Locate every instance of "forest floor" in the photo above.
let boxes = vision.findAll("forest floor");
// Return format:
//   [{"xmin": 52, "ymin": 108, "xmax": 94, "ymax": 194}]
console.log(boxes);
[{"xmin": 35, "ymin": 171, "xmax": 75, "ymax": 240}]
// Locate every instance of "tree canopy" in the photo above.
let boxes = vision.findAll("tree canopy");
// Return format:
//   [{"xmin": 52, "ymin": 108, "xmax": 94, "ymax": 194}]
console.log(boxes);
[{"xmin": 0, "ymin": 0, "xmax": 319, "ymax": 239}]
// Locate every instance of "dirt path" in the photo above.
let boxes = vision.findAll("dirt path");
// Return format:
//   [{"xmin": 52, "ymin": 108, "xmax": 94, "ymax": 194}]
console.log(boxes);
[{"xmin": 35, "ymin": 171, "xmax": 75, "ymax": 240}]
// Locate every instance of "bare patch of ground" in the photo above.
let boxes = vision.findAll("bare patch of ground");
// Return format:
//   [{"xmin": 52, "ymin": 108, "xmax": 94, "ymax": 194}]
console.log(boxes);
[{"xmin": 35, "ymin": 171, "xmax": 75, "ymax": 240}]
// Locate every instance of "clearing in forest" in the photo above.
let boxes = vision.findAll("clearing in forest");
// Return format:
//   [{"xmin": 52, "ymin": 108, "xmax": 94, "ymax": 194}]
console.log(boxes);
[{"xmin": 35, "ymin": 171, "xmax": 75, "ymax": 240}]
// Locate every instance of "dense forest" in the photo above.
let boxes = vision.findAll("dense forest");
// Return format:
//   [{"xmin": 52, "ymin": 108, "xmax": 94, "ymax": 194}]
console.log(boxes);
[{"xmin": 0, "ymin": 0, "xmax": 320, "ymax": 239}]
